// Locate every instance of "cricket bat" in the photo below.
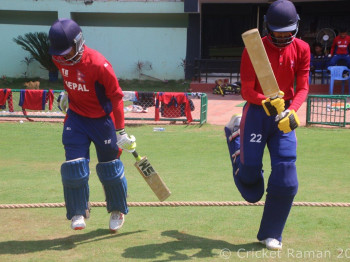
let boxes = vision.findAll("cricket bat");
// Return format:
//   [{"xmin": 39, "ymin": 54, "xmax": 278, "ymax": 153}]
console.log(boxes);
[
  {"xmin": 241, "ymin": 28, "xmax": 280, "ymax": 99},
  {"xmin": 132, "ymin": 150, "xmax": 171, "ymax": 202}
]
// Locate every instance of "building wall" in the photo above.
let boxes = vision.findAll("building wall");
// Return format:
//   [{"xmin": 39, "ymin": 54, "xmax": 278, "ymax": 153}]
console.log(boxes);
[{"xmin": 0, "ymin": 0, "xmax": 187, "ymax": 80}]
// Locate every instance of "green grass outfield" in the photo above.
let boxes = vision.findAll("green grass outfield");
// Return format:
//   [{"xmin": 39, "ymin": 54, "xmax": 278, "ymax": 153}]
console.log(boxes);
[{"xmin": 1, "ymin": 122, "xmax": 350, "ymax": 261}]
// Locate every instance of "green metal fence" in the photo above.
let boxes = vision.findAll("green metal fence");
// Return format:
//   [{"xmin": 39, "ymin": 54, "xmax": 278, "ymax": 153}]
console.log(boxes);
[
  {"xmin": 0, "ymin": 89, "xmax": 207, "ymax": 125},
  {"xmin": 306, "ymin": 95, "xmax": 350, "ymax": 127}
]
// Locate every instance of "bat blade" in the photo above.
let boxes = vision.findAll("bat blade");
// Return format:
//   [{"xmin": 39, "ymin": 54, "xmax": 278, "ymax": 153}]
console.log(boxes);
[
  {"xmin": 133, "ymin": 151, "xmax": 171, "ymax": 202},
  {"xmin": 241, "ymin": 28, "xmax": 280, "ymax": 98}
]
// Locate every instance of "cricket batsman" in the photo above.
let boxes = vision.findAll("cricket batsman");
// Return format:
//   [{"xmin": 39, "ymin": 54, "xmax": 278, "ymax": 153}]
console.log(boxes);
[
  {"xmin": 49, "ymin": 18, "xmax": 136, "ymax": 232},
  {"xmin": 225, "ymin": 0, "xmax": 310, "ymax": 250}
]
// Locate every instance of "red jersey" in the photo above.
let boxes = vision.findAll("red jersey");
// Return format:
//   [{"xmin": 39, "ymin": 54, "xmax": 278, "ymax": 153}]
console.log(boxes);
[
  {"xmin": 240, "ymin": 37, "xmax": 310, "ymax": 112},
  {"xmin": 331, "ymin": 35, "xmax": 350, "ymax": 55},
  {"xmin": 53, "ymin": 45, "xmax": 124, "ymax": 130}
]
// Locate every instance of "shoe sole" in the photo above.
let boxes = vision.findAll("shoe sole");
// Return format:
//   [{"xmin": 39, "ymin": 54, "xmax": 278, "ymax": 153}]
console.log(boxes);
[
  {"xmin": 109, "ymin": 224, "xmax": 124, "ymax": 233},
  {"xmin": 266, "ymin": 246, "xmax": 282, "ymax": 251}
]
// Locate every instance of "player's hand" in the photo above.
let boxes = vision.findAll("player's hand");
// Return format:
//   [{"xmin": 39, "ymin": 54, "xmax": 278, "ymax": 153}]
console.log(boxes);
[
  {"xmin": 116, "ymin": 129, "xmax": 136, "ymax": 152},
  {"xmin": 57, "ymin": 91, "xmax": 68, "ymax": 114},
  {"xmin": 277, "ymin": 109, "xmax": 300, "ymax": 133},
  {"xmin": 262, "ymin": 91, "xmax": 285, "ymax": 116}
]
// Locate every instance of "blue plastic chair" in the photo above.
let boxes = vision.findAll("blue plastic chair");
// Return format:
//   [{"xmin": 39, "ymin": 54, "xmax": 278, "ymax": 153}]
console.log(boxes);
[
  {"xmin": 309, "ymin": 57, "xmax": 330, "ymax": 84},
  {"xmin": 309, "ymin": 69, "xmax": 329, "ymax": 84},
  {"xmin": 327, "ymin": 66, "xmax": 350, "ymax": 95}
]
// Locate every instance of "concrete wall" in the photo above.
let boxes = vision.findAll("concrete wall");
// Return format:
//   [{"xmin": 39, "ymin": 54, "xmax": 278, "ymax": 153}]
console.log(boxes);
[{"xmin": 0, "ymin": 0, "xmax": 187, "ymax": 80}]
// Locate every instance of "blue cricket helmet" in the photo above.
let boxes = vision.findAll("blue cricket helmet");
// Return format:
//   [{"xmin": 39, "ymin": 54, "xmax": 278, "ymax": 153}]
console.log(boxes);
[
  {"xmin": 265, "ymin": 0, "xmax": 299, "ymax": 32},
  {"xmin": 49, "ymin": 18, "xmax": 82, "ymax": 55},
  {"xmin": 49, "ymin": 18, "xmax": 85, "ymax": 65},
  {"xmin": 264, "ymin": 0, "xmax": 300, "ymax": 47}
]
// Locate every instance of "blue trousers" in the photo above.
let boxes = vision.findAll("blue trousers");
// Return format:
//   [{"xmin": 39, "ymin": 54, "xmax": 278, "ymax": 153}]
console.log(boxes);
[
  {"xmin": 240, "ymin": 103, "xmax": 297, "ymax": 169},
  {"xmin": 61, "ymin": 110, "xmax": 127, "ymax": 218},
  {"xmin": 227, "ymin": 103, "xmax": 298, "ymax": 242},
  {"xmin": 329, "ymin": 54, "xmax": 350, "ymax": 67},
  {"xmin": 63, "ymin": 109, "xmax": 120, "ymax": 162}
]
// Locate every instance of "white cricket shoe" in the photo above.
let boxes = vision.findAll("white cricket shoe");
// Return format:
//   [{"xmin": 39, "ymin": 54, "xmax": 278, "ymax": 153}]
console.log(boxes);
[
  {"xmin": 109, "ymin": 211, "xmax": 125, "ymax": 232},
  {"xmin": 71, "ymin": 215, "xmax": 86, "ymax": 230},
  {"xmin": 225, "ymin": 114, "xmax": 242, "ymax": 133},
  {"xmin": 260, "ymin": 238, "xmax": 282, "ymax": 250}
]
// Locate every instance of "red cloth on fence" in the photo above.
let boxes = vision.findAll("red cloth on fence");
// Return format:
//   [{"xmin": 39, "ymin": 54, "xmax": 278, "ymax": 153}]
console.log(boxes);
[
  {"xmin": 155, "ymin": 92, "xmax": 192, "ymax": 123},
  {"xmin": 0, "ymin": 89, "xmax": 10, "ymax": 105},
  {"xmin": 8, "ymin": 92, "xmax": 14, "ymax": 112},
  {"xmin": 0, "ymin": 88, "xmax": 14, "ymax": 112},
  {"xmin": 19, "ymin": 89, "xmax": 54, "ymax": 110},
  {"xmin": 46, "ymin": 90, "xmax": 54, "ymax": 110},
  {"xmin": 163, "ymin": 103, "xmax": 182, "ymax": 118}
]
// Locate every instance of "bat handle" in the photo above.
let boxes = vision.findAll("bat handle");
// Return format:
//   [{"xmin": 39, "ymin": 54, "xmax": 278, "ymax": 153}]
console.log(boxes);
[
  {"xmin": 132, "ymin": 150, "xmax": 142, "ymax": 161},
  {"xmin": 275, "ymin": 111, "xmax": 287, "ymax": 122},
  {"xmin": 270, "ymin": 93, "xmax": 284, "ymax": 122}
]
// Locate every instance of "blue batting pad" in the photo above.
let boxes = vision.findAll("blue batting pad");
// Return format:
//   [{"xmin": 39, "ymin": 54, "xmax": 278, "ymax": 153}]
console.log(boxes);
[
  {"xmin": 224, "ymin": 126, "xmax": 240, "ymax": 169},
  {"xmin": 234, "ymin": 164, "xmax": 265, "ymax": 203},
  {"xmin": 225, "ymin": 126, "xmax": 264, "ymax": 203},
  {"xmin": 268, "ymin": 162, "xmax": 298, "ymax": 196},
  {"xmin": 61, "ymin": 158, "xmax": 90, "ymax": 220},
  {"xmin": 96, "ymin": 159, "xmax": 128, "ymax": 214}
]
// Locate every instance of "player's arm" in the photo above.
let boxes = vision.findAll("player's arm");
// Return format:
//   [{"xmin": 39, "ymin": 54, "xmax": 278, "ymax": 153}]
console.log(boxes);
[
  {"xmin": 100, "ymin": 62, "xmax": 136, "ymax": 152},
  {"xmin": 289, "ymin": 43, "xmax": 310, "ymax": 113},
  {"xmin": 240, "ymin": 48, "xmax": 267, "ymax": 105},
  {"xmin": 113, "ymin": 98, "xmax": 136, "ymax": 152},
  {"xmin": 278, "ymin": 43, "xmax": 310, "ymax": 133},
  {"xmin": 241, "ymin": 48, "xmax": 285, "ymax": 116}
]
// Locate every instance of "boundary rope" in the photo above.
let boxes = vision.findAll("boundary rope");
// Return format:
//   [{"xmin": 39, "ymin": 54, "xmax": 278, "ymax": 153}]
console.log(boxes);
[{"xmin": 1, "ymin": 201, "xmax": 350, "ymax": 209}]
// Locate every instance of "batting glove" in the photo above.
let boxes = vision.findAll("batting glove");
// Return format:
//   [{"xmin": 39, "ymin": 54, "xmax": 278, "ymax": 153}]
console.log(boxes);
[
  {"xmin": 277, "ymin": 109, "xmax": 300, "ymax": 133},
  {"xmin": 116, "ymin": 129, "xmax": 136, "ymax": 153},
  {"xmin": 262, "ymin": 91, "xmax": 285, "ymax": 116},
  {"xmin": 57, "ymin": 91, "xmax": 68, "ymax": 114}
]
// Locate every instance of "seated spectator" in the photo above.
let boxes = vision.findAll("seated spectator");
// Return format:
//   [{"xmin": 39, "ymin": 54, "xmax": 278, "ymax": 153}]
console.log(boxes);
[
  {"xmin": 310, "ymin": 42, "xmax": 329, "ymax": 72},
  {"xmin": 329, "ymin": 27, "xmax": 350, "ymax": 67}
]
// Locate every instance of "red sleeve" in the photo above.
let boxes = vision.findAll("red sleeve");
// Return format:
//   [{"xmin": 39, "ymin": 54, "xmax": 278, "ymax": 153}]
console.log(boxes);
[
  {"xmin": 289, "ymin": 42, "xmax": 310, "ymax": 112},
  {"xmin": 99, "ymin": 62, "xmax": 125, "ymax": 130},
  {"xmin": 172, "ymin": 93, "xmax": 193, "ymax": 123},
  {"xmin": 240, "ymin": 48, "xmax": 266, "ymax": 105},
  {"xmin": 184, "ymin": 99, "xmax": 192, "ymax": 123},
  {"xmin": 330, "ymin": 36, "xmax": 339, "ymax": 56}
]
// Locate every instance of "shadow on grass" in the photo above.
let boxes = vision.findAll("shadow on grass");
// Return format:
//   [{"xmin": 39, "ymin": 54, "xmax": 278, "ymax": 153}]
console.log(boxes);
[
  {"xmin": 122, "ymin": 230, "xmax": 263, "ymax": 261},
  {"xmin": 0, "ymin": 229, "xmax": 144, "ymax": 254}
]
